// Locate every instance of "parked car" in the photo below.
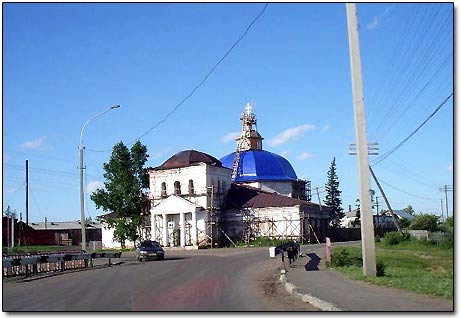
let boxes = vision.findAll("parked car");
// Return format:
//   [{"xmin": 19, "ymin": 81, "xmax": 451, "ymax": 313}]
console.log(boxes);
[{"xmin": 136, "ymin": 240, "xmax": 165, "ymax": 261}]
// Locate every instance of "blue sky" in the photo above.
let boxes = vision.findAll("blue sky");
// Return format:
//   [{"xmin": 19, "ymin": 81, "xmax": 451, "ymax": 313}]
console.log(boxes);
[{"xmin": 3, "ymin": 3, "xmax": 454, "ymax": 223}]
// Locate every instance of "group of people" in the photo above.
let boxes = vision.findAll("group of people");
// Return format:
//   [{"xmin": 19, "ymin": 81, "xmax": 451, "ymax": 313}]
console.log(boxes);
[{"xmin": 279, "ymin": 241, "xmax": 300, "ymax": 268}]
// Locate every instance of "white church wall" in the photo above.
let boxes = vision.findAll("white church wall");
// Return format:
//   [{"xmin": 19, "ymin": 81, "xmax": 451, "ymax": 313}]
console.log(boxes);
[
  {"xmin": 245, "ymin": 181, "xmax": 294, "ymax": 197},
  {"xmin": 149, "ymin": 163, "xmax": 231, "ymax": 210},
  {"xmin": 222, "ymin": 206, "xmax": 302, "ymax": 241},
  {"xmin": 101, "ymin": 225, "xmax": 135, "ymax": 249}
]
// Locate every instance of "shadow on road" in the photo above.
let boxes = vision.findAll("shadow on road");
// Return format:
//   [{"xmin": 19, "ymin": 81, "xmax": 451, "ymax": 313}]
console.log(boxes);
[
  {"xmin": 163, "ymin": 257, "xmax": 189, "ymax": 261},
  {"xmin": 304, "ymin": 253, "xmax": 321, "ymax": 271}
]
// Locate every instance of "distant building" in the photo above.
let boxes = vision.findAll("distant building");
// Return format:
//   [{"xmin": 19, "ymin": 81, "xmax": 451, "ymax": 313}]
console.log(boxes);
[
  {"xmin": 14, "ymin": 220, "xmax": 102, "ymax": 249},
  {"xmin": 375, "ymin": 209, "xmax": 415, "ymax": 229}
]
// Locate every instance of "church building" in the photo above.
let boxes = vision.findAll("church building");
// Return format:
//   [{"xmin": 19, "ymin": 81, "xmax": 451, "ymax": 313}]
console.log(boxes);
[{"xmin": 147, "ymin": 103, "xmax": 329, "ymax": 248}]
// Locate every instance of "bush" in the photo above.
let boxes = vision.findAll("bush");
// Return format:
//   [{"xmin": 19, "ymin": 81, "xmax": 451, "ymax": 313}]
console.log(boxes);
[
  {"xmin": 410, "ymin": 214, "xmax": 440, "ymax": 232},
  {"xmin": 331, "ymin": 248, "xmax": 362, "ymax": 267},
  {"xmin": 382, "ymin": 231, "xmax": 410, "ymax": 245},
  {"xmin": 376, "ymin": 260, "xmax": 386, "ymax": 277}
]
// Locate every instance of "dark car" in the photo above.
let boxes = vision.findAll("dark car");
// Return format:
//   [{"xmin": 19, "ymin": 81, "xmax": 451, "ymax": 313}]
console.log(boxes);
[{"xmin": 136, "ymin": 240, "xmax": 165, "ymax": 261}]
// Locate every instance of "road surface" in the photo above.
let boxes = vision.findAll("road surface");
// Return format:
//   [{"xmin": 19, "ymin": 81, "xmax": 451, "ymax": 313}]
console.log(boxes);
[{"xmin": 3, "ymin": 247, "xmax": 318, "ymax": 312}]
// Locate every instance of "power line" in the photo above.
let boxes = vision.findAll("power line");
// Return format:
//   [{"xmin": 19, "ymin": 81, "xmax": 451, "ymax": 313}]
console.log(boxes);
[
  {"xmin": 377, "ymin": 177, "xmax": 438, "ymax": 201},
  {"xmin": 87, "ymin": 3, "xmax": 270, "ymax": 153},
  {"xmin": 371, "ymin": 92, "xmax": 453, "ymax": 166}
]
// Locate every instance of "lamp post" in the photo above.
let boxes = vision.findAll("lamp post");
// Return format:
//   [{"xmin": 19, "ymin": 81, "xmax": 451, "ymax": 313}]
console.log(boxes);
[{"xmin": 79, "ymin": 104, "xmax": 120, "ymax": 250}]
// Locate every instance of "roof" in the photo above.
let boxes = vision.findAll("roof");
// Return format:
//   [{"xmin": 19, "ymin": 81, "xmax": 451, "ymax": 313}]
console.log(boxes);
[
  {"xmin": 225, "ymin": 184, "xmax": 327, "ymax": 212},
  {"xmin": 220, "ymin": 150, "xmax": 298, "ymax": 182},
  {"xmin": 153, "ymin": 149, "xmax": 223, "ymax": 170},
  {"xmin": 382, "ymin": 209, "xmax": 415, "ymax": 220},
  {"xmin": 152, "ymin": 195, "xmax": 204, "ymax": 214},
  {"xmin": 27, "ymin": 221, "xmax": 102, "ymax": 231}
]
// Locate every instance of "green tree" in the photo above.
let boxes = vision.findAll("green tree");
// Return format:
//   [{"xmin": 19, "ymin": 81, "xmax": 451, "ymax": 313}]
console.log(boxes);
[
  {"xmin": 409, "ymin": 214, "xmax": 440, "ymax": 232},
  {"xmin": 351, "ymin": 199, "xmax": 361, "ymax": 227},
  {"xmin": 324, "ymin": 157, "xmax": 344, "ymax": 227},
  {"xmin": 403, "ymin": 205, "xmax": 415, "ymax": 216},
  {"xmin": 398, "ymin": 217, "xmax": 411, "ymax": 229},
  {"xmin": 91, "ymin": 141, "xmax": 149, "ymax": 248},
  {"xmin": 352, "ymin": 190, "xmax": 376, "ymax": 228},
  {"xmin": 444, "ymin": 216, "xmax": 453, "ymax": 228}
]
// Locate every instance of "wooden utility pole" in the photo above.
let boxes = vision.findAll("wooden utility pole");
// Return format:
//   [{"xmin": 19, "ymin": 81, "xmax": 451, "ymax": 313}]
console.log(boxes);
[
  {"xmin": 26, "ymin": 159, "xmax": 29, "ymax": 226},
  {"xmin": 346, "ymin": 3, "xmax": 376, "ymax": 276}
]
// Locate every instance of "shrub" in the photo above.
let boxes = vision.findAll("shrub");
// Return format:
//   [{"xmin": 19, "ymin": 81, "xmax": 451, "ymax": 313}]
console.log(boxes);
[
  {"xmin": 376, "ymin": 260, "xmax": 386, "ymax": 277},
  {"xmin": 382, "ymin": 231, "xmax": 410, "ymax": 245},
  {"xmin": 410, "ymin": 214, "xmax": 440, "ymax": 232},
  {"xmin": 331, "ymin": 248, "xmax": 362, "ymax": 267}
]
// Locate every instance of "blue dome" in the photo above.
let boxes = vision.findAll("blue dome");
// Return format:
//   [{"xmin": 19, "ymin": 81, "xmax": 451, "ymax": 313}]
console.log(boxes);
[{"xmin": 220, "ymin": 150, "xmax": 298, "ymax": 182}]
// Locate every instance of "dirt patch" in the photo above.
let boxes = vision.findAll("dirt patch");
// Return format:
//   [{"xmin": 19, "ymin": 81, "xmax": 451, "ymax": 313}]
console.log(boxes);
[
  {"xmin": 254, "ymin": 261, "xmax": 320, "ymax": 311},
  {"xmin": 428, "ymin": 265, "xmax": 447, "ymax": 273}
]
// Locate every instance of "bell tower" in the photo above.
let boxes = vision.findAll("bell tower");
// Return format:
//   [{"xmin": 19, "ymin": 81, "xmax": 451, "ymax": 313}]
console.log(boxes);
[{"xmin": 235, "ymin": 102, "xmax": 263, "ymax": 152}]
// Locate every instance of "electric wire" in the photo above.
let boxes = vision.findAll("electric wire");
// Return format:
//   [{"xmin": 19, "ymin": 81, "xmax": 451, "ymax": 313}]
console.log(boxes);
[
  {"xmin": 87, "ymin": 3, "xmax": 269, "ymax": 153},
  {"xmin": 376, "ymin": 177, "xmax": 439, "ymax": 200},
  {"xmin": 371, "ymin": 92, "xmax": 453, "ymax": 166}
]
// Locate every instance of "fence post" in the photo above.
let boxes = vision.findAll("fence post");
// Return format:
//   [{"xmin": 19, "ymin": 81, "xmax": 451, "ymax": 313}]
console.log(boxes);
[{"xmin": 326, "ymin": 237, "xmax": 331, "ymax": 268}]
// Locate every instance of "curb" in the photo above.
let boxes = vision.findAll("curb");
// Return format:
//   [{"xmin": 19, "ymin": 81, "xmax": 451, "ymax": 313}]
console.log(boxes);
[{"xmin": 279, "ymin": 271, "xmax": 344, "ymax": 311}]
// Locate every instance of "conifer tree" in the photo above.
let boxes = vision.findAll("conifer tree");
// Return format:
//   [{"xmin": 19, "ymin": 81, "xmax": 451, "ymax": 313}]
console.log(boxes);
[{"xmin": 324, "ymin": 157, "xmax": 344, "ymax": 227}]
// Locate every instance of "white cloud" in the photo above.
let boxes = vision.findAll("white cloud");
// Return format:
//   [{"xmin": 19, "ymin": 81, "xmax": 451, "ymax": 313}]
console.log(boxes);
[
  {"xmin": 448, "ymin": 163, "xmax": 453, "ymax": 171},
  {"xmin": 20, "ymin": 136, "xmax": 46, "ymax": 150},
  {"xmin": 150, "ymin": 151, "xmax": 164, "ymax": 160},
  {"xmin": 321, "ymin": 124, "xmax": 331, "ymax": 132},
  {"xmin": 280, "ymin": 150, "xmax": 289, "ymax": 157},
  {"xmin": 267, "ymin": 124, "xmax": 316, "ymax": 147},
  {"xmin": 367, "ymin": 5, "xmax": 394, "ymax": 30},
  {"xmin": 297, "ymin": 152, "xmax": 313, "ymax": 160},
  {"xmin": 6, "ymin": 186, "xmax": 17, "ymax": 194},
  {"xmin": 86, "ymin": 181, "xmax": 104, "ymax": 194},
  {"xmin": 367, "ymin": 16, "xmax": 381, "ymax": 30},
  {"xmin": 220, "ymin": 132, "xmax": 240, "ymax": 143}
]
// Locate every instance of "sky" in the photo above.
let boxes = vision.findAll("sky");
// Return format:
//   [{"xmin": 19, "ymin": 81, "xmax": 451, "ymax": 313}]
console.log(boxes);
[{"xmin": 2, "ymin": 2, "xmax": 454, "ymax": 223}]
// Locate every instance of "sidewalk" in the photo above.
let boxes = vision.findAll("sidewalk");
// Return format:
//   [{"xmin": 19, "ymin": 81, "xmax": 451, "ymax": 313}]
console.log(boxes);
[{"xmin": 281, "ymin": 245, "xmax": 453, "ymax": 312}]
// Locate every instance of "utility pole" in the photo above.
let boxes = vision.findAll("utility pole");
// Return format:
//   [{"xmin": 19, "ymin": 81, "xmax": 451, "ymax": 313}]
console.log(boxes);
[
  {"xmin": 439, "ymin": 185, "xmax": 452, "ymax": 218},
  {"xmin": 11, "ymin": 215, "xmax": 15, "ymax": 250},
  {"xmin": 315, "ymin": 187, "xmax": 323, "ymax": 210},
  {"xmin": 374, "ymin": 196, "xmax": 380, "ymax": 229},
  {"xmin": 25, "ymin": 159, "xmax": 29, "ymax": 246},
  {"xmin": 440, "ymin": 199, "xmax": 444, "ymax": 221},
  {"xmin": 6, "ymin": 207, "xmax": 10, "ymax": 253},
  {"xmin": 346, "ymin": 3, "xmax": 376, "ymax": 276}
]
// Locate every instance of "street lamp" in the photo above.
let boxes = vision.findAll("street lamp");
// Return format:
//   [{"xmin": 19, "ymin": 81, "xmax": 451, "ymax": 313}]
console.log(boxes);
[{"xmin": 79, "ymin": 104, "xmax": 120, "ymax": 250}]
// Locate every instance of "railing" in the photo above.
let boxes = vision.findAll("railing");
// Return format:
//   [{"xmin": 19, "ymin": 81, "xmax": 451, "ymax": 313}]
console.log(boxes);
[{"xmin": 2, "ymin": 252, "xmax": 122, "ymax": 278}]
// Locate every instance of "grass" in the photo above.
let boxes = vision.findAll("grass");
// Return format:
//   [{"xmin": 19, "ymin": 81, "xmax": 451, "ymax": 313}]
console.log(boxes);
[
  {"xmin": 3, "ymin": 245, "xmax": 80, "ymax": 255},
  {"xmin": 331, "ymin": 241, "xmax": 453, "ymax": 299},
  {"xmin": 3, "ymin": 245, "xmax": 134, "ymax": 255}
]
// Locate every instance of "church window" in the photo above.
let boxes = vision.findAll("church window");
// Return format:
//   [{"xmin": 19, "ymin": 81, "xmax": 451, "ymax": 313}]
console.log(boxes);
[
  {"xmin": 188, "ymin": 180, "xmax": 195, "ymax": 195},
  {"xmin": 174, "ymin": 181, "xmax": 181, "ymax": 195},
  {"xmin": 161, "ymin": 182, "xmax": 167, "ymax": 197}
]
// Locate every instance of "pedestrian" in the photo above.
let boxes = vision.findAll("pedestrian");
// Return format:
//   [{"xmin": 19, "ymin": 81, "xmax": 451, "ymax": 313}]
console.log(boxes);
[{"xmin": 287, "ymin": 245, "xmax": 295, "ymax": 267}]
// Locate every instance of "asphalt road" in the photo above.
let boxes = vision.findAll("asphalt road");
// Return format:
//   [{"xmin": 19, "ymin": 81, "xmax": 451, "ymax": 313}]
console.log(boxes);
[{"xmin": 3, "ymin": 247, "xmax": 318, "ymax": 312}]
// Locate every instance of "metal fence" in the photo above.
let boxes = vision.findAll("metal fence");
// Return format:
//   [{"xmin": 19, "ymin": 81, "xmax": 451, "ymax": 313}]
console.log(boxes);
[{"xmin": 2, "ymin": 251, "xmax": 121, "ymax": 278}]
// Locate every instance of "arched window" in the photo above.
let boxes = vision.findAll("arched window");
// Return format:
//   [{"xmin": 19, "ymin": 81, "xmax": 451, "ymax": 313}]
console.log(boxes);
[
  {"xmin": 161, "ymin": 182, "xmax": 167, "ymax": 197},
  {"xmin": 174, "ymin": 181, "xmax": 181, "ymax": 195},
  {"xmin": 188, "ymin": 180, "xmax": 195, "ymax": 195}
]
